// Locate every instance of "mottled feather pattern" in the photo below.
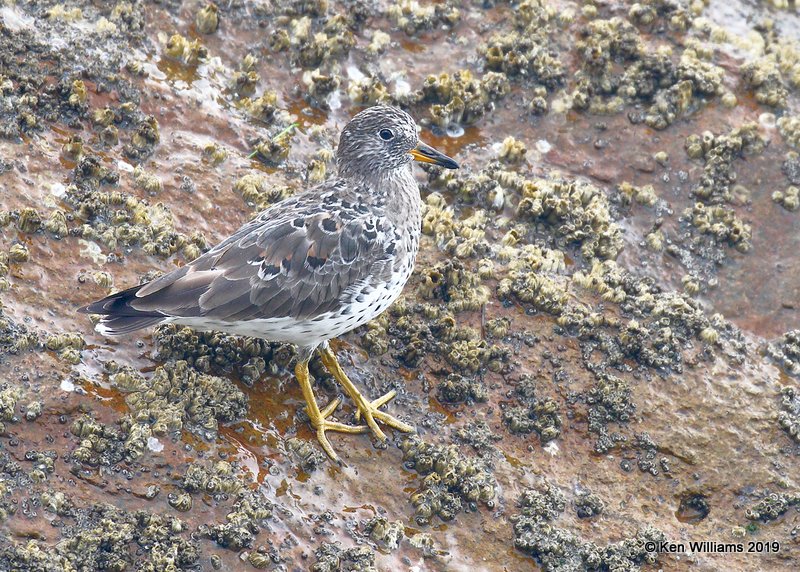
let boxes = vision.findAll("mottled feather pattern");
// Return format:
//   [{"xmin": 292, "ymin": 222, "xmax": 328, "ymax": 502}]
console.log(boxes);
[{"xmin": 120, "ymin": 179, "xmax": 406, "ymax": 327}]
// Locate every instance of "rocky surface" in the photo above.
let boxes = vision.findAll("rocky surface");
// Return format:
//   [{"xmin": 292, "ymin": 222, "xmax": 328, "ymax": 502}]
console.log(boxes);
[{"xmin": 1, "ymin": 0, "xmax": 799, "ymax": 570}]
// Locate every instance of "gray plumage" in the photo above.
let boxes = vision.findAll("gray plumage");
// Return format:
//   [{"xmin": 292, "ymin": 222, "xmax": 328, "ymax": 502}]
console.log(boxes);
[{"xmin": 81, "ymin": 106, "xmax": 458, "ymax": 356}]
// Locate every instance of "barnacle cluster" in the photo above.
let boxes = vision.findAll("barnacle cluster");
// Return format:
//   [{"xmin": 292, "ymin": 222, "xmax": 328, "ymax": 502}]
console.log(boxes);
[
  {"xmin": 199, "ymin": 489, "xmax": 273, "ymax": 550},
  {"xmin": 107, "ymin": 360, "xmax": 248, "ymax": 437},
  {"xmin": 233, "ymin": 173, "xmax": 295, "ymax": 211},
  {"xmin": 133, "ymin": 165, "xmax": 163, "ymax": 194},
  {"xmin": 742, "ymin": 56, "xmax": 788, "ymax": 108},
  {"xmin": 241, "ymin": 90, "xmax": 291, "ymax": 126},
  {"xmin": 70, "ymin": 414, "xmax": 152, "ymax": 465},
  {"xmin": 514, "ymin": 176, "xmax": 624, "ymax": 260},
  {"xmin": 387, "ymin": 0, "xmax": 460, "ymax": 36},
  {"xmin": 767, "ymin": 330, "xmax": 800, "ymax": 376},
  {"xmin": 511, "ymin": 482, "xmax": 664, "ymax": 571},
  {"xmin": 285, "ymin": 13, "xmax": 357, "ymax": 69},
  {"xmin": 502, "ymin": 374, "xmax": 561, "ymax": 443},
  {"xmin": 572, "ymin": 13, "xmax": 724, "ymax": 128},
  {"xmin": 436, "ymin": 373, "xmax": 487, "ymax": 404},
  {"xmin": 417, "ymin": 70, "xmax": 510, "ymax": 129},
  {"xmin": 574, "ymin": 491, "xmax": 605, "ymax": 518},
  {"xmin": 778, "ymin": 115, "xmax": 800, "ymax": 149},
  {"xmin": 772, "ymin": 186, "xmax": 799, "ymax": 211},
  {"xmin": 400, "ymin": 435, "xmax": 496, "ymax": 525},
  {"xmin": 566, "ymin": 261, "xmax": 724, "ymax": 371},
  {"xmin": 453, "ymin": 420, "xmax": 501, "ymax": 455},
  {"xmin": 154, "ymin": 324, "xmax": 279, "ymax": 383},
  {"xmin": 311, "ymin": 542, "xmax": 377, "ymax": 572},
  {"xmin": 165, "ymin": 33, "xmax": 208, "ymax": 66},
  {"xmin": 421, "ymin": 192, "xmax": 489, "ymax": 257},
  {"xmin": 497, "ymin": 245, "xmax": 568, "ymax": 314},
  {"xmin": 66, "ymin": 157, "xmax": 207, "ymax": 259},
  {"xmin": 0, "ymin": 384, "xmax": 22, "ymax": 434},
  {"xmin": 286, "ymin": 437, "xmax": 327, "ymax": 472},
  {"xmin": 777, "ymin": 386, "xmax": 800, "ymax": 443},
  {"xmin": 44, "ymin": 332, "xmax": 86, "ymax": 364},
  {"xmin": 745, "ymin": 491, "xmax": 800, "ymax": 523},
  {"xmin": 0, "ymin": 306, "xmax": 38, "ymax": 356},
  {"xmin": 0, "ymin": 504, "xmax": 198, "ymax": 570},
  {"xmin": 616, "ymin": 181, "xmax": 658, "ymax": 207},
  {"xmin": 479, "ymin": 0, "xmax": 565, "ymax": 102},
  {"xmin": 417, "ymin": 259, "xmax": 490, "ymax": 312},
  {"xmin": 181, "ymin": 460, "xmax": 243, "ymax": 496},
  {"xmin": 683, "ymin": 202, "xmax": 752, "ymax": 252},
  {"xmin": 346, "ymin": 74, "xmax": 391, "ymax": 105},
  {"xmin": 363, "ymin": 517, "xmax": 404, "ymax": 551},
  {"xmin": 684, "ymin": 123, "xmax": 765, "ymax": 203},
  {"xmin": 586, "ymin": 372, "xmax": 634, "ymax": 453}
]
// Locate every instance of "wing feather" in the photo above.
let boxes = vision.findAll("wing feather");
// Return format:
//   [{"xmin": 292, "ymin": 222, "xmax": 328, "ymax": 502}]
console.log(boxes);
[{"xmin": 118, "ymin": 182, "xmax": 399, "ymax": 323}]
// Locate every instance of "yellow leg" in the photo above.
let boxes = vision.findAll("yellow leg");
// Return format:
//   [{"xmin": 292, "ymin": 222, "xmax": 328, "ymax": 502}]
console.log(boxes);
[
  {"xmin": 318, "ymin": 346, "xmax": 415, "ymax": 441},
  {"xmin": 294, "ymin": 360, "xmax": 367, "ymax": 461}
]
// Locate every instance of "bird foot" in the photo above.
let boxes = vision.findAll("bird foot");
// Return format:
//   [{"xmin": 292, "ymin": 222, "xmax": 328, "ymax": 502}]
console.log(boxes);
[
  {"xmin": 352, "ymin": 390, "xmax": 415, "ymax": 440},
  {"xmin": 308, "ymin": 397, "xmax": 368, "ymax": 462}
]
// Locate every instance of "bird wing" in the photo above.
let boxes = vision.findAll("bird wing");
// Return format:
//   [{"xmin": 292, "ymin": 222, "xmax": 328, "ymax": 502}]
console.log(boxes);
[{"xmin": 123, "ymin": 185, "xmax": 399, "ymax": 322}]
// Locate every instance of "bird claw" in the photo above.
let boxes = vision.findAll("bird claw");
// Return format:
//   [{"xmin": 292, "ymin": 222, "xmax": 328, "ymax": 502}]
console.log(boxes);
[
  {"xmin": 353, "ymin": 390, "xmax": 415, "ymax": 438},
  {"xmin": 309, "ymin": 398, "xmax": 369, "ymax": 462}
]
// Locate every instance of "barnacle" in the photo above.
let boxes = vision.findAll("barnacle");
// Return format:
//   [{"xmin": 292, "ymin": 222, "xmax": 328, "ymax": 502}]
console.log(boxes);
[
  {"xmin": 773, "ymin": 186, "xmax": 800, "ymax": 211},
  {"xmin": 133, "ymin": 165, "xmax": 163, "ymax": 194},
  {"xmin": 15, "ymin": 208, "xmax": 41, "ymax": 233},
  {"xmin": 616, "ymin": 182, "xmax": 657, "ymax": 206},
  {"xmin": 43, "ymin": 210, "xmax": 68, "ymax": 237},
  {"xmin": 684, "ymin": 203, "xmax": 751, "ymax": 252},
  {"xmin": 778, "ymin": 115, "xmax": 800, "ymax": 149},
  {"xmin": 364, "ymin": 517, "xmax": 404, "ymax": 550},
  {"xmin": 165, "ymin": 34, "xmax": 208, "ymax": 66},
  {"xmin": 8, "ymin": 244, "xmax": 29, "ymax": 263},
  {"xmin": 311, "ymin": 543, "xmax": 378, "ymax": 571},
  {"xmin": 741, "ymin": 56, "xmax": 788, "ymax": 108},
  {"xmin": 778, "ymin": 386, "xmax": 800, "ymax": 442},
  {"xmin": 575, "ymin": 491, "xmax": 605, "ymax": 518},
  {"xmin": 196, "ymin": 3, "xmax": 219, "ymax": 35},
  {"xmin": 233, "ymin": 173, "xmax": 294, "ymax": 211}
]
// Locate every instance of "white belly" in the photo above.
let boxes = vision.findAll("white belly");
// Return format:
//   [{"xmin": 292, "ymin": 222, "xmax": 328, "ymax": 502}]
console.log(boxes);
[{"xmin": 168, "ymin": 275, "xmax": 407, "ymax": 347}]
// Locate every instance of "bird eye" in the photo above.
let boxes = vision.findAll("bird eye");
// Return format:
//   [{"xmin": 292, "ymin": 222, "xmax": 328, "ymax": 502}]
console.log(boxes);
[{"xmin": 379, "ymin": 129, "xmax": 394, "ymax": 141}]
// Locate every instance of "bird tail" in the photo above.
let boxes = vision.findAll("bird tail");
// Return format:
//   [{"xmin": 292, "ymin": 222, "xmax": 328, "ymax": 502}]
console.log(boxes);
[{"xmin": 79, "ymin": 284, "xmax": 166, "ymax": 336}]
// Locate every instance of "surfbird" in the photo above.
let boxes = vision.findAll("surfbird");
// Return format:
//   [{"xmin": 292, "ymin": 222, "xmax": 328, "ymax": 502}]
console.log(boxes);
[{"xmin": 80, "ymin": 105, "xmax": 459, "ymax": 460}]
